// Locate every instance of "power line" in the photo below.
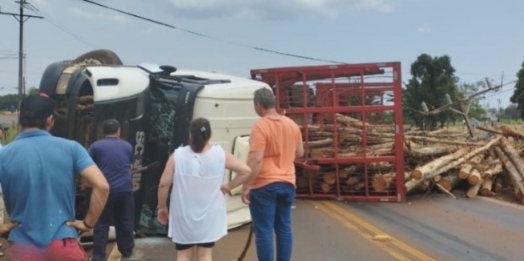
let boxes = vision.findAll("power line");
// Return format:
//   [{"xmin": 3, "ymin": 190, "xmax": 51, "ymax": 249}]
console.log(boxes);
[
  {"xmin": 79, "ymin": 0, "xmax": 346, "ymax": 64},
  {"xmin": 27, "ymin": 6, "xmax": 98, "ymax": 49},
  {"xmin": 0, "ymin": 0, "xmax": 43, "ymax": 132}
]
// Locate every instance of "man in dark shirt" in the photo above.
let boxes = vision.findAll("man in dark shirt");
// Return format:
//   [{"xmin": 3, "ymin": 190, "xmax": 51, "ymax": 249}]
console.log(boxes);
[{"xmin": 88, "ymin": 119, "xmax": 137, "ymax": 260}]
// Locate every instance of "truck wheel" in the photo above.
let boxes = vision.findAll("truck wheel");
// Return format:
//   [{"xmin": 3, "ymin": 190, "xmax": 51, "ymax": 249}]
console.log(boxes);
[{"xmin": 73, "ymin": 49, "xmax": 123, "ymax": 65}]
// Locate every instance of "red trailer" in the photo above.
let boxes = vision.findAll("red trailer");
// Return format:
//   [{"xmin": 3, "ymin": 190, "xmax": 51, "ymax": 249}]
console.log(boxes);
[{"xmin": 250, "ymin": 62, "xmax": 405, "ymax": 202}]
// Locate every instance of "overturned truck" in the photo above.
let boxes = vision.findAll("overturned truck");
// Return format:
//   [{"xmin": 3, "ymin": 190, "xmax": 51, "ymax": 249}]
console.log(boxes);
[{"xmin": 38, "ymin": 49, "xmax": 269, "ymax": 237}]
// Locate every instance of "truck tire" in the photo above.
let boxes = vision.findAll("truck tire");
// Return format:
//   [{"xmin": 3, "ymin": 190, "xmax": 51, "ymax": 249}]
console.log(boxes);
[{"xmin": 73, "ymin": 49, "xmax": 123, "ymax": 65}]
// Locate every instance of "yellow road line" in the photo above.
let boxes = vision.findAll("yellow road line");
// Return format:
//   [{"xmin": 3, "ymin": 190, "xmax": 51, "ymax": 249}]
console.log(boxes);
[
  {"xmin": 321, "ymin": 201, "xmax": 436, "ymax": 261},
  {"xmin": 314, "ymin": 202, "xmax": 412, "ymax": 261}
]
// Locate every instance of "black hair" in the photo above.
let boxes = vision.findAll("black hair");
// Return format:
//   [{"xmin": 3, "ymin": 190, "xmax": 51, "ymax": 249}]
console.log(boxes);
[
  {"xmin": 19, "ymin": 116, "xmax": 47, "ymax": 130},
  {"xmin": 102, "ymin": 119, "xmax": 120, "ymax": 135},
  {"xmin": 189, "ymin": 118, "xmax": 211, "ymax": 153}
]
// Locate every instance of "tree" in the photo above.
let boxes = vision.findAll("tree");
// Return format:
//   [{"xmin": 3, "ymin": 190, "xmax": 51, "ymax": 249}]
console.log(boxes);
[
  {"xmin": 510, "ymin": 61, "xmax": 524, "ymax": 118},
  {"xmin": 403, "ymin": 54, "xmax": 460, "ymax": 129},
  {"xmin": 28, "ymin": 87, "xmax": 39, "ymax": 95},
  {"xmin": 504, "ymin": 104, "xmax": 520, "ymax": 120}
]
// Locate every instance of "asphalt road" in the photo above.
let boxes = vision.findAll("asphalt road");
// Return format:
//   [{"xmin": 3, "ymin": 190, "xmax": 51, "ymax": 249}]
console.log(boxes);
[{"xmin": 86, "ymin": 191, "xmax": 523, "ymax": 261}]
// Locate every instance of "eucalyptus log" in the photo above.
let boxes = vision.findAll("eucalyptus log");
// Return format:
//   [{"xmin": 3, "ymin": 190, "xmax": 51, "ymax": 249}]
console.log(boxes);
[
  {"xmin": 405, "ymin": 136, "xmax": 485, "ymax": 146},
  {"xmin": 324, "ymin": 113, "xmax": 377, "ymax": 128},
  {"xmin": 481, "ymin": 163, "xmax": 503, "ymax": 180},
  {"xmin": 346, "ymin": 176, "xmax": 359, "ymax": 186},
  {"xmin": 412, "ymin": 147, "xmax": 471, "ymax": 180},
  {"xmin": 499, "ymin": 125, "xmax": 524, "ymax": 140},
  {"xmin": 372, "ymin": 173, "xmax": 393, "ymax": 193},
  {"xmin": 405, "ymin": 136, "xmax": 501, "ymax": 193},
  {"xmin": 372, "ymin": 172, "xmax": 410, "ymax": 192},
  {"xmin": 468, "ymin": 168, "xmax": 482, "ymax": 186},
  {"xmin": 407, "ymin": 145, "xmax": 459, "ymax": 158},
  {"xmin": 480, "ymin": 178, "xmax": 493, "ymax": 196},
  {"xmin": 320, "ymin": 183, "xmax": 334, "ymax": 193},
  {"xmin": 306, "ymin": 138, "xmax": 333, "ymax": 148},
  {"xmin": 476, "ymin": 125, "xmax": 503, "ymax": 135},
  {"xmin": 437, "ymin": 172, "xmax": 461, "ymax": 192},
  {"xmin": 323, "ymin": 173, "xmax": 336, "ymax": 185},
  {"xmin": 354, "ymin": 182, "xmax": 365, "ymax": 191},
  {"xmin": 494, "ymin": 145, "xmax": 524, "ymax": 203},
  {"xmin": 499, "ymin": 136, "xmax": 524, "ymax": 180},
  {"xmin": 459, "ymin": 154, "xmax": 484, "ymax": 179},
  {"xmin": 467, "ymin": 180, "xmax": 484, "ymax": 199},
  {"xmin": 368, "ymin": 162, "xmax": 395, "ymax": 172},
  {"xmin": 418, "ymin": 180, "xmax": 431, "ymax": 191}
]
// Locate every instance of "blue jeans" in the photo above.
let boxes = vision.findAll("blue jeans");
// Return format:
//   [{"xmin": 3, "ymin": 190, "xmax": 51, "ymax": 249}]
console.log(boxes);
[
  {"xmin": 92, "ymin": 191, "xmax": 135, "ymax": 261},
  {"xmin": 249, "ymin": 182, "xmax": 295, "ymax": 261}
]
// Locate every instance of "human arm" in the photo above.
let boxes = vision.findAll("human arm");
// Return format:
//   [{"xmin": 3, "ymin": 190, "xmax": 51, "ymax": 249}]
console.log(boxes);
[
  {"xmin": 295, "ymin": 128, "xmax": 304, "ymax": 159},
  {"xmin": 157, "ymin": 154, "xmax": 174, "ymax": 225},
  {"xmin": 221, "ymin": 150, "xmax": 251, "ymax": 194},
  {"xmin": 241, "ymin": 125, "xmax": 266, "ymax": 204},
  {"xmin": 68, "ymin": 165, "xmax": 110, "ymax": 234},
  {"xmin": 244, "ymin": 151, "xmax": 264, "ymax": 190},
  {"xmin": 0, "ymin": 222, "xmax": 18, "ymax": 238}
]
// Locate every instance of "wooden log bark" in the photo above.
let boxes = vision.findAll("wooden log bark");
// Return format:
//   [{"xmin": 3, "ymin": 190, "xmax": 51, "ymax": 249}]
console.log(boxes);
[
  {"xmin": 320, "ymin": 183, "xmax": 333, "ymax": 193},
  {"xmin": 323, "ymin": 173, "xmax": 336, "ymax": 185},
  {"xmin": 346, "ymin": 176, "xmax": 359, "ymax": 186},
  {"xmin": 407, "ymin": 145, "xmax": 459, "ymax": 158},
  {"xmin": 372, "ymin": 173, "xmax": 393, "ymax": 193},
  {"xmin": 368, "ymin": 162, "xmax": 395, "ymax": 172},
  {"xmin": 306, "ymin": 138, "xmax": 333, "ymax": 148},
  {"xmin": 494, "ymin": 145, "xmax": 524, "ymax": 203},
  {"xmin": 405, "ymin": 136, "xmax": 485, "ymax": 146},
  {"xmin": 412, "ymin": 147, "xmax": 471, "ymax": 180},
  {"xmin": 324, "ymin": 113, "xmax": 371, "ymax": 129},
  {"xmin": 437, "ymin": 172, "xmax": 461, "ymax": 192},
  {"xmin": 499, "ymin": 125, "xmax": 524, "ymax": 140},
  {"xmin": 481, "ymin": 163, "xmax": 503, "ymax": 180},
  {"xmin": 459, "ymin": 154, "xmax": 485, "ymax": 180},
  {"xmin": 418, "ymin": 180, "xmax": 431, "ymax": 191},
  {"xmin": 468, "ymin": 168, "xmax": 482, "ymax": 186},
  {"xmin": 467, "ymin": 180, "xmax": 484, "ymax": 199},
  {"xmin": 372, "ymin": 172, "xmax": 411, "ymax": 192},
  {"xmin": 405, "ymin": 136, "xmax": 501, "ymax": 193},
  {"xmin": 480, "ymin": 178, "xmax": 493, "ymax": 197},
  {"xmin": 354, "ymin": 182, "xmax": 365, "ymax": 191},
  {"xmin": 499, "ymin": 136, "xmax": 524, "ymax": 180},
  {"xmin": 476, "ymin": 125, "xmax": 503, "ymax": 135}
]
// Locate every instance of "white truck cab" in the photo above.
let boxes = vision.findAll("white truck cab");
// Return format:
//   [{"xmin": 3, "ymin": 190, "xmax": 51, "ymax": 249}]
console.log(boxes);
[{"xmin": 38, "ymin": 50, "xmax": 269, "ymax": 237}]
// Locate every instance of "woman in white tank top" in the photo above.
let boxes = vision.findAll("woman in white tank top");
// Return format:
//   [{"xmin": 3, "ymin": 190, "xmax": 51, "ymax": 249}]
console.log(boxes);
[{"xmin": 157, "ymin": 118, "xmax": 251, "ymax": 261}]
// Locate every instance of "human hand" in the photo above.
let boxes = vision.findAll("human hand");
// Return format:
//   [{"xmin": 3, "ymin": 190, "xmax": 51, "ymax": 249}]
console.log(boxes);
[
  {"xmin": 157, "ymin": 207, "xmax": 169, "ymax": 226},
  {"xmin": 220, "ymin": 184, "xmax": 230, "ymax": 195},
  {"xmin": 0, "ymin": 222, "xmax": 18, "ymax": 238},
  {"xmin": 66, "ymin": 220, "xmax": 92, "ymax": 236},
  {"xmin": 241, "ymin": 189, "xmax": 250, "ymax": 204}
]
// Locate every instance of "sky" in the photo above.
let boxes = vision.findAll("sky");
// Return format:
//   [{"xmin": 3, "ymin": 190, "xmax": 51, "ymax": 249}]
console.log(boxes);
[{"xmin": 0, "ymin": 0, "xmax": 523, "ymax": 108}]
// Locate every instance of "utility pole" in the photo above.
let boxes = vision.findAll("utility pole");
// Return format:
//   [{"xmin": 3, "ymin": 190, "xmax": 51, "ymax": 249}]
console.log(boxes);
[
  {"xmin": 420, "ymin": 77, "xmax": 503, "ymax": 138},
  {"xmin": 0, "ymin": 1, "xmax": 43, "ymax": 132}
]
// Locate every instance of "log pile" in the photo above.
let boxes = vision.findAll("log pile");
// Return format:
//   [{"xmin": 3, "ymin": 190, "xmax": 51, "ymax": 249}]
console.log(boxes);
[{"xmin": 293, "ymin": 112, "xmax": 524, "ymax": 204}]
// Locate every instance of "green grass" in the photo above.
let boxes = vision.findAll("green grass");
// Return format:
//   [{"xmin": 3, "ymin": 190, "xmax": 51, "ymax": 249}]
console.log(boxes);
[{"xmin": 3, "ymin": 123, "xmax": 19, "ymax": 145}]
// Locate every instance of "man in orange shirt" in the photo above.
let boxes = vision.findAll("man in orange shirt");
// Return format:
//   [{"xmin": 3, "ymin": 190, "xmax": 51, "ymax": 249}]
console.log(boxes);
[{"xmin": 242, "ymin": 87, "xmax": 304, "ymax": 261}]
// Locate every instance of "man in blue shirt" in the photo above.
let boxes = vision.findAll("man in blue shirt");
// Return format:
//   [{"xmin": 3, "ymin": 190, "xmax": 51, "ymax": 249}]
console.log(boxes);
[
  {"xmin": 0, "ymin": 93, "xmax": 110, "ymax": 261},
  {"xmin": 88, "ymin": 119, "xmax": 137, "ymax": 261}
]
